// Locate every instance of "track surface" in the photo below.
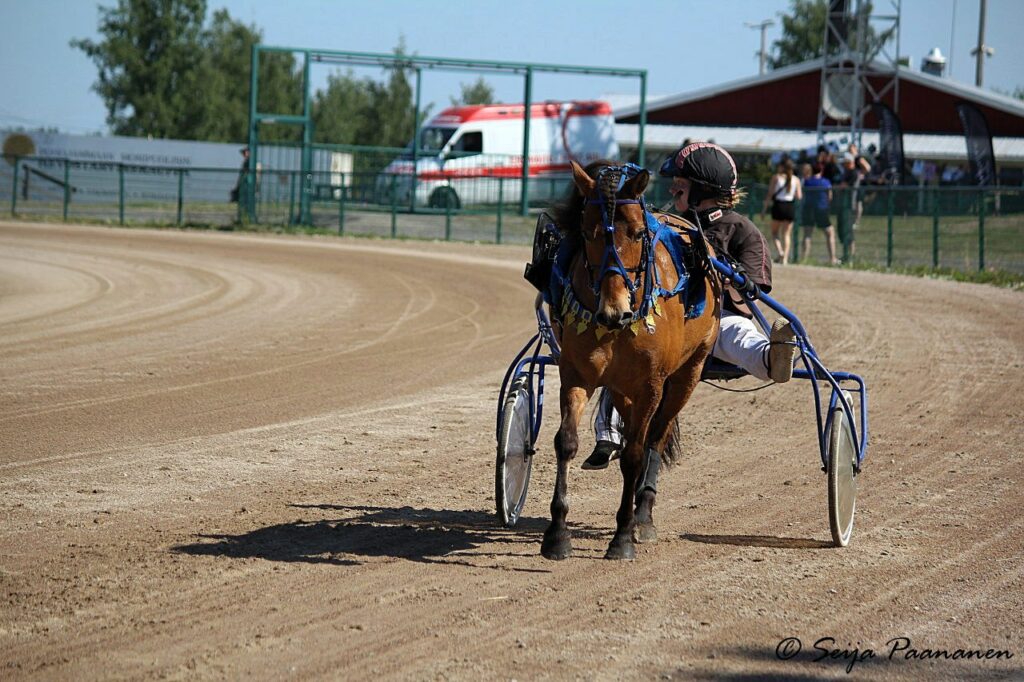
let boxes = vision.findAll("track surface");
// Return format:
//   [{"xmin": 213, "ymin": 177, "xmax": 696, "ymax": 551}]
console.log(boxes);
[{"xmin": 1, "ymin": 220, "xmax": 1022, "ymax": 680}]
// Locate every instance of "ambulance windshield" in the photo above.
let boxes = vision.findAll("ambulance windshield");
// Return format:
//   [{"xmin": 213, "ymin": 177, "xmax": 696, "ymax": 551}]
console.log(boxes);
[{"xmin": 411, "ymin": 127, "xmax": 457, "ymax": 154}]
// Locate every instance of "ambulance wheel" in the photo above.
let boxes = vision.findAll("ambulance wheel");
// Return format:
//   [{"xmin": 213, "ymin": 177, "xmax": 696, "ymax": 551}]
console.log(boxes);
[
  {"xmin": 429, "ymin": 187, "xmax": 460, "ymax": 210},
  {"xmin": 826, "ymin": 395, "xmax": 858, "ymax": 547},
  {"xmin": 495, "ymin": 376, "xmax": 534, "ymax": 527}
]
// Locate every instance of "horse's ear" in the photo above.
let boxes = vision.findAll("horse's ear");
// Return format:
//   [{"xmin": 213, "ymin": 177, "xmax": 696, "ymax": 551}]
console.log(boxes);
[
  {"xmin": 570, "ymin": 160, "xmax": 595, "ymax": 196},
  {"xmin": 621, "ymin": 169, "xmax": 650, "ymax": 198}
]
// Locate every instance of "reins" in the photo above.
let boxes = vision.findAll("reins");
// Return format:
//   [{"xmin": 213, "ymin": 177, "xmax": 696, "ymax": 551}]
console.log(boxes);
[
  {"xmin": 578, "ymin": 164, "xmax": 662, "ymax": 328},
  {"xmin": 548, "ymin": 162, "xmax": 709, "ymax": 338}
]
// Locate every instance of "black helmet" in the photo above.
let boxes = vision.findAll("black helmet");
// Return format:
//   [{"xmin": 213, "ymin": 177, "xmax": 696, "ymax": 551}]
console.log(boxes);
[{"xmin": 659, "ymin": 142, "xmax": 738, "ymax": 208}]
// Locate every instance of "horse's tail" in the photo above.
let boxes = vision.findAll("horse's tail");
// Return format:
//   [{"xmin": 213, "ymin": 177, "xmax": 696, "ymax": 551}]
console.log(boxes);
[{"xmin": 661, "ymin": 415, "xmax": 682, "ymax": 467}]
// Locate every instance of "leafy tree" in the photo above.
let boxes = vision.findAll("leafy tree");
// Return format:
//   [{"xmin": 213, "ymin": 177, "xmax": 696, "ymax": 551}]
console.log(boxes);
[
  {"xmin": 312, "ymin": 39, "xmax": 417, "ymax": 149},
  {"xmin": 769, "ymin": 0, "xmax": 896, "ymax": 70},
  {"xmin": 76, "ymin": 5, "xmax": 417, "ymax": 150},
  {"xmin": 74, "ymin": 1, "xmax": 302, "ymax": 141},
  {"xmin": 370, "ymin": 38, "xmax": 416, "ymax": 148},
  {"xmin": 312, "ymin": 70, "xmax": 375, "ymax": 144},
  {"xmin": 72, "ymin": 0, "xmax": 208, "ymax": 138},
  {"xmin": 196, "ymin": 9, "xmax": 301, "ymax": 142},
  {"xmin": 450, "ymin": 77, "xmax": 495, "ymax": 106}
]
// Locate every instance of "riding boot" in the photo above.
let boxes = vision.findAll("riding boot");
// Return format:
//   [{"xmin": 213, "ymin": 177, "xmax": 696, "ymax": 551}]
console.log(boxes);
[
  {"xmin": 582, "ymin": 440, "xmax": 621, "ymax": 470},
  {"xmin": 768, "ymin": 318, "xmax": 797, "ymax": 383}
]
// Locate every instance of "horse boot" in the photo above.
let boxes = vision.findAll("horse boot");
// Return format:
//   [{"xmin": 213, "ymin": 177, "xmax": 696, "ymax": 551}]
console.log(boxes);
[{"xmin": 634, "ymin": 447, "xmax": 661, "ymax": 543}]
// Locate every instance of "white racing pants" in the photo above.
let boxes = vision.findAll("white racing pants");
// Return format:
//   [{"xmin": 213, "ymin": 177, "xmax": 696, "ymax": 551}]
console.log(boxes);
[{"xmin": 594, "ymin": 313, "xmax": 770, "ymax": 446}]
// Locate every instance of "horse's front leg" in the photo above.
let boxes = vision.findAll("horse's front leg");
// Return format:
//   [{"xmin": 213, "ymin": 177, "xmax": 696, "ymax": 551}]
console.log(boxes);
[
  {"xmin": 606, "ymin": 388, "xmax": 661, "ymax": 560},
  {"xmin": 541, "ymin": 382, "xmax": 590, "ymax": 560},
  {"xmin": 635, "ymin": 350, "xmax": 713, "ymax": 543}
]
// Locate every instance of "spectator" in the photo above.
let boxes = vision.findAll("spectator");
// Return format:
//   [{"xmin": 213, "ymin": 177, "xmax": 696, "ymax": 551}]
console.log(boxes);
[
  {"xmin": 801, "ymin": 163, "xmax": 839, "ymax": 265},
  {"xmin": 837, "ymin": 152, "xmax": 864, "ymax": 259},
  {"xmin": 762, "ymin": 157, "xmax": 802, "ymax": 265},
  {"xmin": 941, "ymin": 164, "xmax": 966, "ymax": 185},
  {"xmin": 847, "ymin": 143, "xmax": 873, "ymax": 175},
  {"xmin": 230, "ymin": 147, "xmax": 261, "ymax": 205},
  {"xmin": 230, "ymin": 148, "xmax": 249, "ymax": 203},
  {"xmin": 817, "ymin": 145, "xmax": 840, "ymax": 184}
]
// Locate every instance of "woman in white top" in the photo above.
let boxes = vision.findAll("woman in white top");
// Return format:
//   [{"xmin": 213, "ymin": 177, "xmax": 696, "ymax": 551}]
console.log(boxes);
[{"xmin": 762, "ymin": 157, "xmax": 803, "ymax": 265}]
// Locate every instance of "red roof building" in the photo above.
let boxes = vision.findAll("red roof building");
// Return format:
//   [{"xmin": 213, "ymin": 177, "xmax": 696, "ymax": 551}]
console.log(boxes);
[{"xmin": 616, "ymin": 60, "xmax": 1024, "ymax": 138}]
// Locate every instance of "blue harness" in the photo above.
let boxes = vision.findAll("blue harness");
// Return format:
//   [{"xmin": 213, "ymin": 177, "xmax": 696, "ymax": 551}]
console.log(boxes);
[{"xmin": 545, "ymin": 163, "xmax": 706, "ymax": 332}]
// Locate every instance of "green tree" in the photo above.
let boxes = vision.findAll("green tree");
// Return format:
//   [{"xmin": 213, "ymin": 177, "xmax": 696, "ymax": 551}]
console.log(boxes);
[
  {"xmin": 312, "ymin": 70, "xmax": 375, "ymax": 144},
  {"xmin": 370, "ymin": 38, "xmax": 416, "ymax": 148},
  {"xmin": 769, "ymin": 0, "xmax": 896, "ymax": 70},
  {"xmin": 73, "ymin": 1, "xmax": 302, "ymax": 141},
  {"xmin": 196, "ymin": 9, "xmax": 301, "ymax": 142},
  {"xmin": 450, "ymin": 77, "xmax": 495, "ymax": 106},
  {"xmin": 313, "ymin": 39, "xmax": 417, "ymax": 149},
  {"xmin": 72, "ymin": 0, "xmax": 208, "ymax": 137}
]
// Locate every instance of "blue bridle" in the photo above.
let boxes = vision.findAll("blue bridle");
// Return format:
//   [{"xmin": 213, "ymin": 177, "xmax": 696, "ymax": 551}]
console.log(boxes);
[{"xmin": 581, "ymin": 163, "xmax": 657, "ymax": 320}]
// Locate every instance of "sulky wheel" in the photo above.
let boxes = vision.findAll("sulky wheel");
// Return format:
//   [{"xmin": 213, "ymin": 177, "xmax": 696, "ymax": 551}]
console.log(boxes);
[
  {"xmin": 827, "ymin": 393, "xmax": 859, "ymax": 547},
  {"xmin": 495, "ymin": 375, "xmax": 534, "ymax": 527}
]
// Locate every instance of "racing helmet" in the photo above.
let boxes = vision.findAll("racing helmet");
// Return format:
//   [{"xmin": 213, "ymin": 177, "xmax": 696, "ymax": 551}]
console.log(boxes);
[{"xmin": 659, "ymin": 142, "xmax": 738, "ymax": 208}]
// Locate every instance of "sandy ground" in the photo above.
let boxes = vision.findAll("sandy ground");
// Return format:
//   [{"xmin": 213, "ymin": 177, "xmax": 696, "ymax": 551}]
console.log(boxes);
[{"xmin": 1, "ymin": 220, "xmax": 1022, "ymax": 681}]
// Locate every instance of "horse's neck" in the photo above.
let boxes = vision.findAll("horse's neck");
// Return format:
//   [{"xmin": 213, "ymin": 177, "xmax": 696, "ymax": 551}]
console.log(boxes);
[{"xmin": 569, "ymin": 252, "xmax": 599, "ymax": 310}]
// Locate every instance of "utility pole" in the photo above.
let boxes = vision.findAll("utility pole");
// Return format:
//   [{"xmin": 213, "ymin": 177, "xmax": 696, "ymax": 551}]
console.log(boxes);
[
  {"xmin": 745, "ymin": 19, "xmax": 775, "ymax": 75},
  {"xmin": 970, "ymin": 0, "xmax": 994, "ymax": 86}
]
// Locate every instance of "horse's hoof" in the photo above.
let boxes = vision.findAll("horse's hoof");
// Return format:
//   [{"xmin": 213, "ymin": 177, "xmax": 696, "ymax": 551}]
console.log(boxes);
[
  {"xmin": 635, "ymin": 523, "xmax": 658, "ymax": 544},
  {"xmin": 604, "ymin": 536, "xmax": 636, "ymax": 561},
  {"xmin": 541, "ymin": 533, "xmax": 572, "ymax": 560}
]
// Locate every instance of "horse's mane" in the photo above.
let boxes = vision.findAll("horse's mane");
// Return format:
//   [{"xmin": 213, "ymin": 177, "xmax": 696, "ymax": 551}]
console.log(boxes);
[{"xmin": 550, "ymin": 159, "xmax": 622, "ymax": 237}]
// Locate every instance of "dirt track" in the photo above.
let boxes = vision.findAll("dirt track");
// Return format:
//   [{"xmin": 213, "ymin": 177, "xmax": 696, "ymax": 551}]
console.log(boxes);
[{"xmin": 1, "ymin": 220, "xmax": 1022, "ymax": 681}]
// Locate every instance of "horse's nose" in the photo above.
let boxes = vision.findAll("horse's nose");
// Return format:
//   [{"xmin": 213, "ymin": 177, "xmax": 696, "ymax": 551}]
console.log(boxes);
[{"xmin": 596, "ymin": 310, "xmax": 632, "ymax": 329}]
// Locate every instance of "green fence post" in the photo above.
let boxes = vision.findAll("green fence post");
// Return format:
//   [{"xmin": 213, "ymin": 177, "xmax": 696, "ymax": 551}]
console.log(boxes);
[
  {"xmin": 288, "ymin": 171, "xmax": 297, "ymax": 225},
  {"xmin": 118, "ymin": 163, "xmax": 125, "ymax": 225},
  {"xmin": 338, "ymin": 175, "xmax": 346, "ymax": 235},
  {"xmin": 886, "ymin": 186, "xmax": 894, "ymax": 268},
  {"xmin": 176, "ymin": 169, "xmax": 184, "ymax": 226},
  {"xmin": 10, "ymin": 156, "xmax": 18, "ymax": 215},
  {"xmin": 931, "ymin": 187, "xmax": 939, "ymax": 268},
  {"xmin": 836, "ymin": 188, "xmax": 847, "ymax": 263},
  {"xmin": 390, "ymin": 174, "xmax": 397, "ymax": 238},
  {"xmin": 496, "ymin": 178, "xmax": 504, "ymax": 244},
  {"xmin": 978, "ymin": 188, "xmax": 986, "ymax": 272},
  {"xmin": 445, "ymin": 197, "xmax": 452, "ymax": 241},
  {"xmin": 62, "ymin": 159, "xmax": 70, "ymax": 221}
]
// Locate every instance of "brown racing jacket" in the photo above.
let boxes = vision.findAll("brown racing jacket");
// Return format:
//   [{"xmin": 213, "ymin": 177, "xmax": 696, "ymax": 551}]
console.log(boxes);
[{"xmin": 701, "ymin": 209, "xmax": 772, "ymax": 318}]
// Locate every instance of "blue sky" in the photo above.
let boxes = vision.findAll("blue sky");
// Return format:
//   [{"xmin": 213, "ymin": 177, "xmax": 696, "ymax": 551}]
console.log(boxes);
[{"xmin": 2, "ymin": 0, "xmax": 1022, "ymax": 135}]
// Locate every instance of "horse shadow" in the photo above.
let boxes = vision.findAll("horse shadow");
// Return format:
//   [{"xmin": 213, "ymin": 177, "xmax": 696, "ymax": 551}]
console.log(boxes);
[
  {"xmin": 172, "ymin": 504, "xmax": 609, "ymax": 571},
  {"xmin": 681, "ymin": 533, "xmax": 833, "ymax": 549}
]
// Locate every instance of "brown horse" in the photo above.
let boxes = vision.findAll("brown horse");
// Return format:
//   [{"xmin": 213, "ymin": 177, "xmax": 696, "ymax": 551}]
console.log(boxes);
[{"xmin": 543, "ymin": 160, "xmax": 722, "ymax": 560}]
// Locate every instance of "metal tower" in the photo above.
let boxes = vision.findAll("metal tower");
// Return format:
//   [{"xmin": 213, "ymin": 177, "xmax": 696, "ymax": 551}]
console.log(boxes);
[{"xmin": 816, "ymin": 0, "xmax": 902, "ymax": 147}]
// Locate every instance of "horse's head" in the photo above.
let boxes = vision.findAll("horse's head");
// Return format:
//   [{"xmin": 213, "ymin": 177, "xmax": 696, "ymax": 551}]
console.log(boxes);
[{"xmin": 570, "ymin": 160, "xmax": 652, "ymax": 329}]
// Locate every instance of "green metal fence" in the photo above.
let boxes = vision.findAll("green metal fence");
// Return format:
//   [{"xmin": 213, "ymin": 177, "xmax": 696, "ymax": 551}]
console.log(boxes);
[
  {"xmin": 3, "ymin": 154, "xmax": 1022, "ymax": 275},
  {"xmin": 743, "ymin": 183, "xmax": 1024, "ymax": 274}
]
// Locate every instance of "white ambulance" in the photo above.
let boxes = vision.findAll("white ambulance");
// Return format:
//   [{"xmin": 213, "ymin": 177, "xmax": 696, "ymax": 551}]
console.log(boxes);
[{"xmin": 377, "ymin": 100, "xmax": 619, "ymax": 209}]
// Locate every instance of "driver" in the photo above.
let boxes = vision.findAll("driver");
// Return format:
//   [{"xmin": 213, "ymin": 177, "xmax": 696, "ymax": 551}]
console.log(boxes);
[{"xmin": 584, "ymin": 142, "xmax": 798, "ymax": 470}]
